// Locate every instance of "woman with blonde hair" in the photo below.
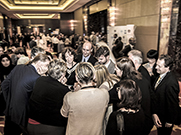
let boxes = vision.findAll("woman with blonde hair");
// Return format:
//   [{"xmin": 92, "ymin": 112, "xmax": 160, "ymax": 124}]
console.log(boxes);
[
  {"xmin": 94, "ymin": 64, "xmax": 119, "ymax": 134},
  {"xmin": 61, "ymin": 62, "xmax": 109, "ymax": 135},
  {"xmin": 94, "ymin": 64, "xmax": 119, "ymax": 90}
]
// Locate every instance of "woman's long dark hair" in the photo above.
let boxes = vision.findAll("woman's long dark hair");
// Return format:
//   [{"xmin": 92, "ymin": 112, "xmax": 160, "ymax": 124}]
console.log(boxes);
[
  {"xmin": 117, "ymin": 79, "xmax": 142, "ymax": 110},
  {"xmin": 116, "ymin": 57, "xmax": 142, "ymax": 80},
  {"xmin": 0, "ymin": 54, "xmax": 15, "ymax": 82}
]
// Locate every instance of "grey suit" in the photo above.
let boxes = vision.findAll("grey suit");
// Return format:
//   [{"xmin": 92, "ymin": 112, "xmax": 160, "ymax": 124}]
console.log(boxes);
[
  {"xmin": 95, "ymin": 60, "xmax": 115, "ymax": 74},
  {"xmin": 107, "ymin": 60, "xmax": 115, "ymax": 74}
]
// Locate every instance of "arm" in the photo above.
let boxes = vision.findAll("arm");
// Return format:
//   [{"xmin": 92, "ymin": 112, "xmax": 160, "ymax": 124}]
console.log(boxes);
[
  {"xmin": 60, "ymin": 93, "xmax": 70, "ymax": 118},
  {"xmin": 1, "ymin": 70, "xmax": 13, "ymax": 101},
  {"xmin": 99, "ymin": 84, "xmax": 109, "ymax": 91},
  {"xmin": 165, "ymin": 79, "xmax": 179, "ymax": 125}
]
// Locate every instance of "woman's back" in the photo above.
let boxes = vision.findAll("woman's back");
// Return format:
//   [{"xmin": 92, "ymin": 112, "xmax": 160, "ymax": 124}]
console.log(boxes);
[{"xmin": 106, "ymin": 109, "xmax": 145, "ymax": 135}]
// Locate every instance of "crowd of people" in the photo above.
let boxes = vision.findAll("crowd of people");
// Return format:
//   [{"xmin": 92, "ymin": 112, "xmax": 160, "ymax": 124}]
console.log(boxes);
[{"xmin": 0, "ymin": 31, "xmax": 180, "ymax": 135}]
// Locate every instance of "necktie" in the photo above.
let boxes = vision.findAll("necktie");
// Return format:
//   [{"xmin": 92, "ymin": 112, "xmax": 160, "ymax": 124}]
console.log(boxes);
[
  {"xmin": 154, "ymin": 76, "xmax": 161, "ymax": 89},
  {"xmin": 83, "ymin": 58, "xmax": 86, "ymax": 62}
]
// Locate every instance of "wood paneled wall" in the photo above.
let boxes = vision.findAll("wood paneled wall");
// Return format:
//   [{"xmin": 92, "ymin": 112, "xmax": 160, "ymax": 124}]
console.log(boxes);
[{"xmin": 114, "ymin": 0, "xmax": 160, "ymax": 60}]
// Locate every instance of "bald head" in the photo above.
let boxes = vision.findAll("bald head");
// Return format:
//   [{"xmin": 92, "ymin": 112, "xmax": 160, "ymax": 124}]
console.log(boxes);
[{"xmin": 82, "ymin": 42, "xmax": 93, "ymax": 57}]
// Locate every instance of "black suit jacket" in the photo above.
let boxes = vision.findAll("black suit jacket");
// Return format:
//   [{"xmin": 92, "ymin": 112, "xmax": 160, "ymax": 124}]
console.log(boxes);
[
  {"xmin": 152, "ymin": 72, "xmax": 179, "ymax": 124},
  {"xmin": 2, "ymin": 64, "xmax": 40, "ymax": 126},
  {"xmin": 76, "ymin": 54, "xmax": 97, "ymax": 66},
  {"xmin": 138, "ymin": 65, "xmax": 151, "ymax": 83},
  {"xmin": 29, "ymin": 76, "xmax": 70, "ymax": 126}
]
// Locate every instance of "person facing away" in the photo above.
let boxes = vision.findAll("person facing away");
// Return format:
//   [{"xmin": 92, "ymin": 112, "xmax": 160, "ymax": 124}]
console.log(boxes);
[
  {"xmin": 128, "ymin": 49, "xmax": 151, "ymax": 83},
  {"xmin": 112, "ymin": 36, "xmax": 123, "ymax": 59},
  {"xmin": 106, "ymin": 79, "xmax": 145, "ymax": 135},
  {"xmin": 1, "ymin": 53, "xmax": 50, "ymax": 135},
  {"xmin": 27, "ymin": 58, "xmax": 70, "ymax": 135},
  {"xmin": 152, "ymin": 54, "xmax": 180, "ymax": 135},
  {"xmin": 109, "ymin": 57, "xmax": 154, "ymax": 135},
  {"xmin": 61, "ymin": 62, "xmax": 109, "ymax": 135}
]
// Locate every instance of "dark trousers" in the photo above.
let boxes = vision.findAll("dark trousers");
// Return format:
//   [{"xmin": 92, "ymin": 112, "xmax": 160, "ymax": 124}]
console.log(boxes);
[
  {"xmin": 27, "ymin": 123, "xmax": 65, "ymax": 135},
  {"xmin": 157, "ymin": 125, "xmax": 173, "ymax": 135},
  {"xmin": 143, "ymin": 118, "xmax": 154, "ymax": 135},
  {"xmin": 4, "ymin": 116, "xmax": 28, "ymax": 135}
]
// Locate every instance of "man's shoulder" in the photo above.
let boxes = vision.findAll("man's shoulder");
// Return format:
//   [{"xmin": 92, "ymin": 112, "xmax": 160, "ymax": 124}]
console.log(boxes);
[
  {"xmin": 88, "ymin": 55, "xmax": 98, "ymax": 64},
  {"xmin": 109, "ymin": 60, "xmax": 115, "ymax": 67},
  {"xmin": 75, "ymin": 54, "xmax": 82, "ymax": 62},
  {"xmin": 164, "ymin": 72, "xmax": 178, "ymax": 82}
]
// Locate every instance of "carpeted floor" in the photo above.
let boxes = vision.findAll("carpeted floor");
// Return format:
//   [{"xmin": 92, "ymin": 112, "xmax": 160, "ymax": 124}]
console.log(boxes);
[{"xmin": 149, "ymin": 124, "xmax": 181, "ymax": 135}]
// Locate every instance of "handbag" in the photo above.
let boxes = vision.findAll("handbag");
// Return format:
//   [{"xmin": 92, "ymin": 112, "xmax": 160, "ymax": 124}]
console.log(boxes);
[{"xmin": 116, "ymin": 111, "xmax": 124, "ymax": 135}]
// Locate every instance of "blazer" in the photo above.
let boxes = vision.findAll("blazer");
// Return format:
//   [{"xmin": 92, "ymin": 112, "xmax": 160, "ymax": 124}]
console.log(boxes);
[
  {"xmin": 152, "ymin": 72, "xmax": 179, "ymax": 124},
  {"xmin": 29, "ymin": 76, "xmax": 70, "ymax": 127},
  {"xmin": 2, "ymin": 64, "xmax": 40, "ymax": 127},
  {"xmin": 95, "ymin": 60, "xmax": 115, "ymax": 74},
  {"xmin": 138, "ymin": 65, "xmax": 151, "ymax": 83},
  {"xmin": 107, "ymin": 60, "xmax": 115, "ymax": 74},
  {"xmin": 76, "ymin": 54, "xmax": 97, "ymax": 66}
]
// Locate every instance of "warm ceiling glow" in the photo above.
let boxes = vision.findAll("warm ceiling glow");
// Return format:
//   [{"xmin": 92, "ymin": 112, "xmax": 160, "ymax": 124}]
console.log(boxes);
[
  {"xmin": 15, "ymin": 13, "xmax": 56, "ymax": 19},
  {"xmin": 0, "ymin": 0, "xmax": 76, "ymax": 11},
  {"xmin": 23, "ymin": 14, "xmax": 49, "ymax": 16},
  {"xmin": 14, "ymin": 0, "xmax": 59, "ymax": 5}
]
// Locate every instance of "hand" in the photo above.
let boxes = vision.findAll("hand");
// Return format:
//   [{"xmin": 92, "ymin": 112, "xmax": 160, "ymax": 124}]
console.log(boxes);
[
  {"xmin": 73, "ymin": 83, "xmax": 81, "ymax": 91},
  {"xmin": 152, "ymin": 114, "xmax": 162, "ymax": 128},
  {"xmin": 165, "ymin": 122, "xmax": 173, "ymax": 128}
]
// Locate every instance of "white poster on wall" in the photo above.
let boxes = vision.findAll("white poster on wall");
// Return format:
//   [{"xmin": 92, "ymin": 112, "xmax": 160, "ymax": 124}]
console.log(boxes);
[{"xmin": 107, "ymin": 24, "xmax": 136, "ymax": 50}]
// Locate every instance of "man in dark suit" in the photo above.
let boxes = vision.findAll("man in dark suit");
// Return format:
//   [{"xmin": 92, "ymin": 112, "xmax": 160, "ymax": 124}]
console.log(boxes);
[
  {"xmin": 119, "ymin": 37, "xmax": 136, "ymax": 57},
  {"xmin": 152, "ymin": 54, "xmax": 180, "ymax": 135},
  {"xmin": 76, "ymin": 42, "xmax": 97, "ymax": 65},
  {"xmin": 128, "ymin": 49, "xmax": 151, "ymax": 83},
  {"xmin": 1, "ymin": 54, "xmax": 50, "ymax": 135},
  {"xmin": 95, "ymin": 46, "xmax": 115, "ymax": 74}
]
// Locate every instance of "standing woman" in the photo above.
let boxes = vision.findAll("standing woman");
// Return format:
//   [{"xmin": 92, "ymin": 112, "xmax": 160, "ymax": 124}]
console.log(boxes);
[
  {"xmin": 62, "ymin": 47, "xmax": 79, "ymax": 86},
  {"xmin": 94, "ymin": 64, "xmax": 119, "ymax": 134},
  {"xmin": 0, "ymin": 54, "xmax": 15, "ymax": 116},
  {"xmin": 94, "ymin": 64, "xmax": 119, "ymax": 91},
  {"xmin": 106, "ymin": 79, "xmax": 145, "ymax": 135},
  {"xmin": 109, "ymin": 57, "xmax": 154, "ymax": 135},
  {"xmin": 61, "ymin": 62, "xmax": 109, "ymax": 135}
]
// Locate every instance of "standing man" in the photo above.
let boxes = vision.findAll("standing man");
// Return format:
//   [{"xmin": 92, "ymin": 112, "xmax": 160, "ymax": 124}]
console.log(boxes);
[
  {"xmin": 128, "ymin": 49, "xmax": 151, "ymax": 83},
  {"xmin": 152, "ymin": 54, "xmax": 180, "ymax": 135},
  {"xmin": 1, "ymin": 53, "xmax": 50, "ymax": 135},
  {"xmin": 112, "ymin": 33, "xmax": 119, "ymax": 45},
  {"xmin": 95, "ymin": 46, "xmax": 115, "ymax": 74},
  {"xmin": 76, "ymin": 42, "xmax": 97, "ymax": 66}
]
